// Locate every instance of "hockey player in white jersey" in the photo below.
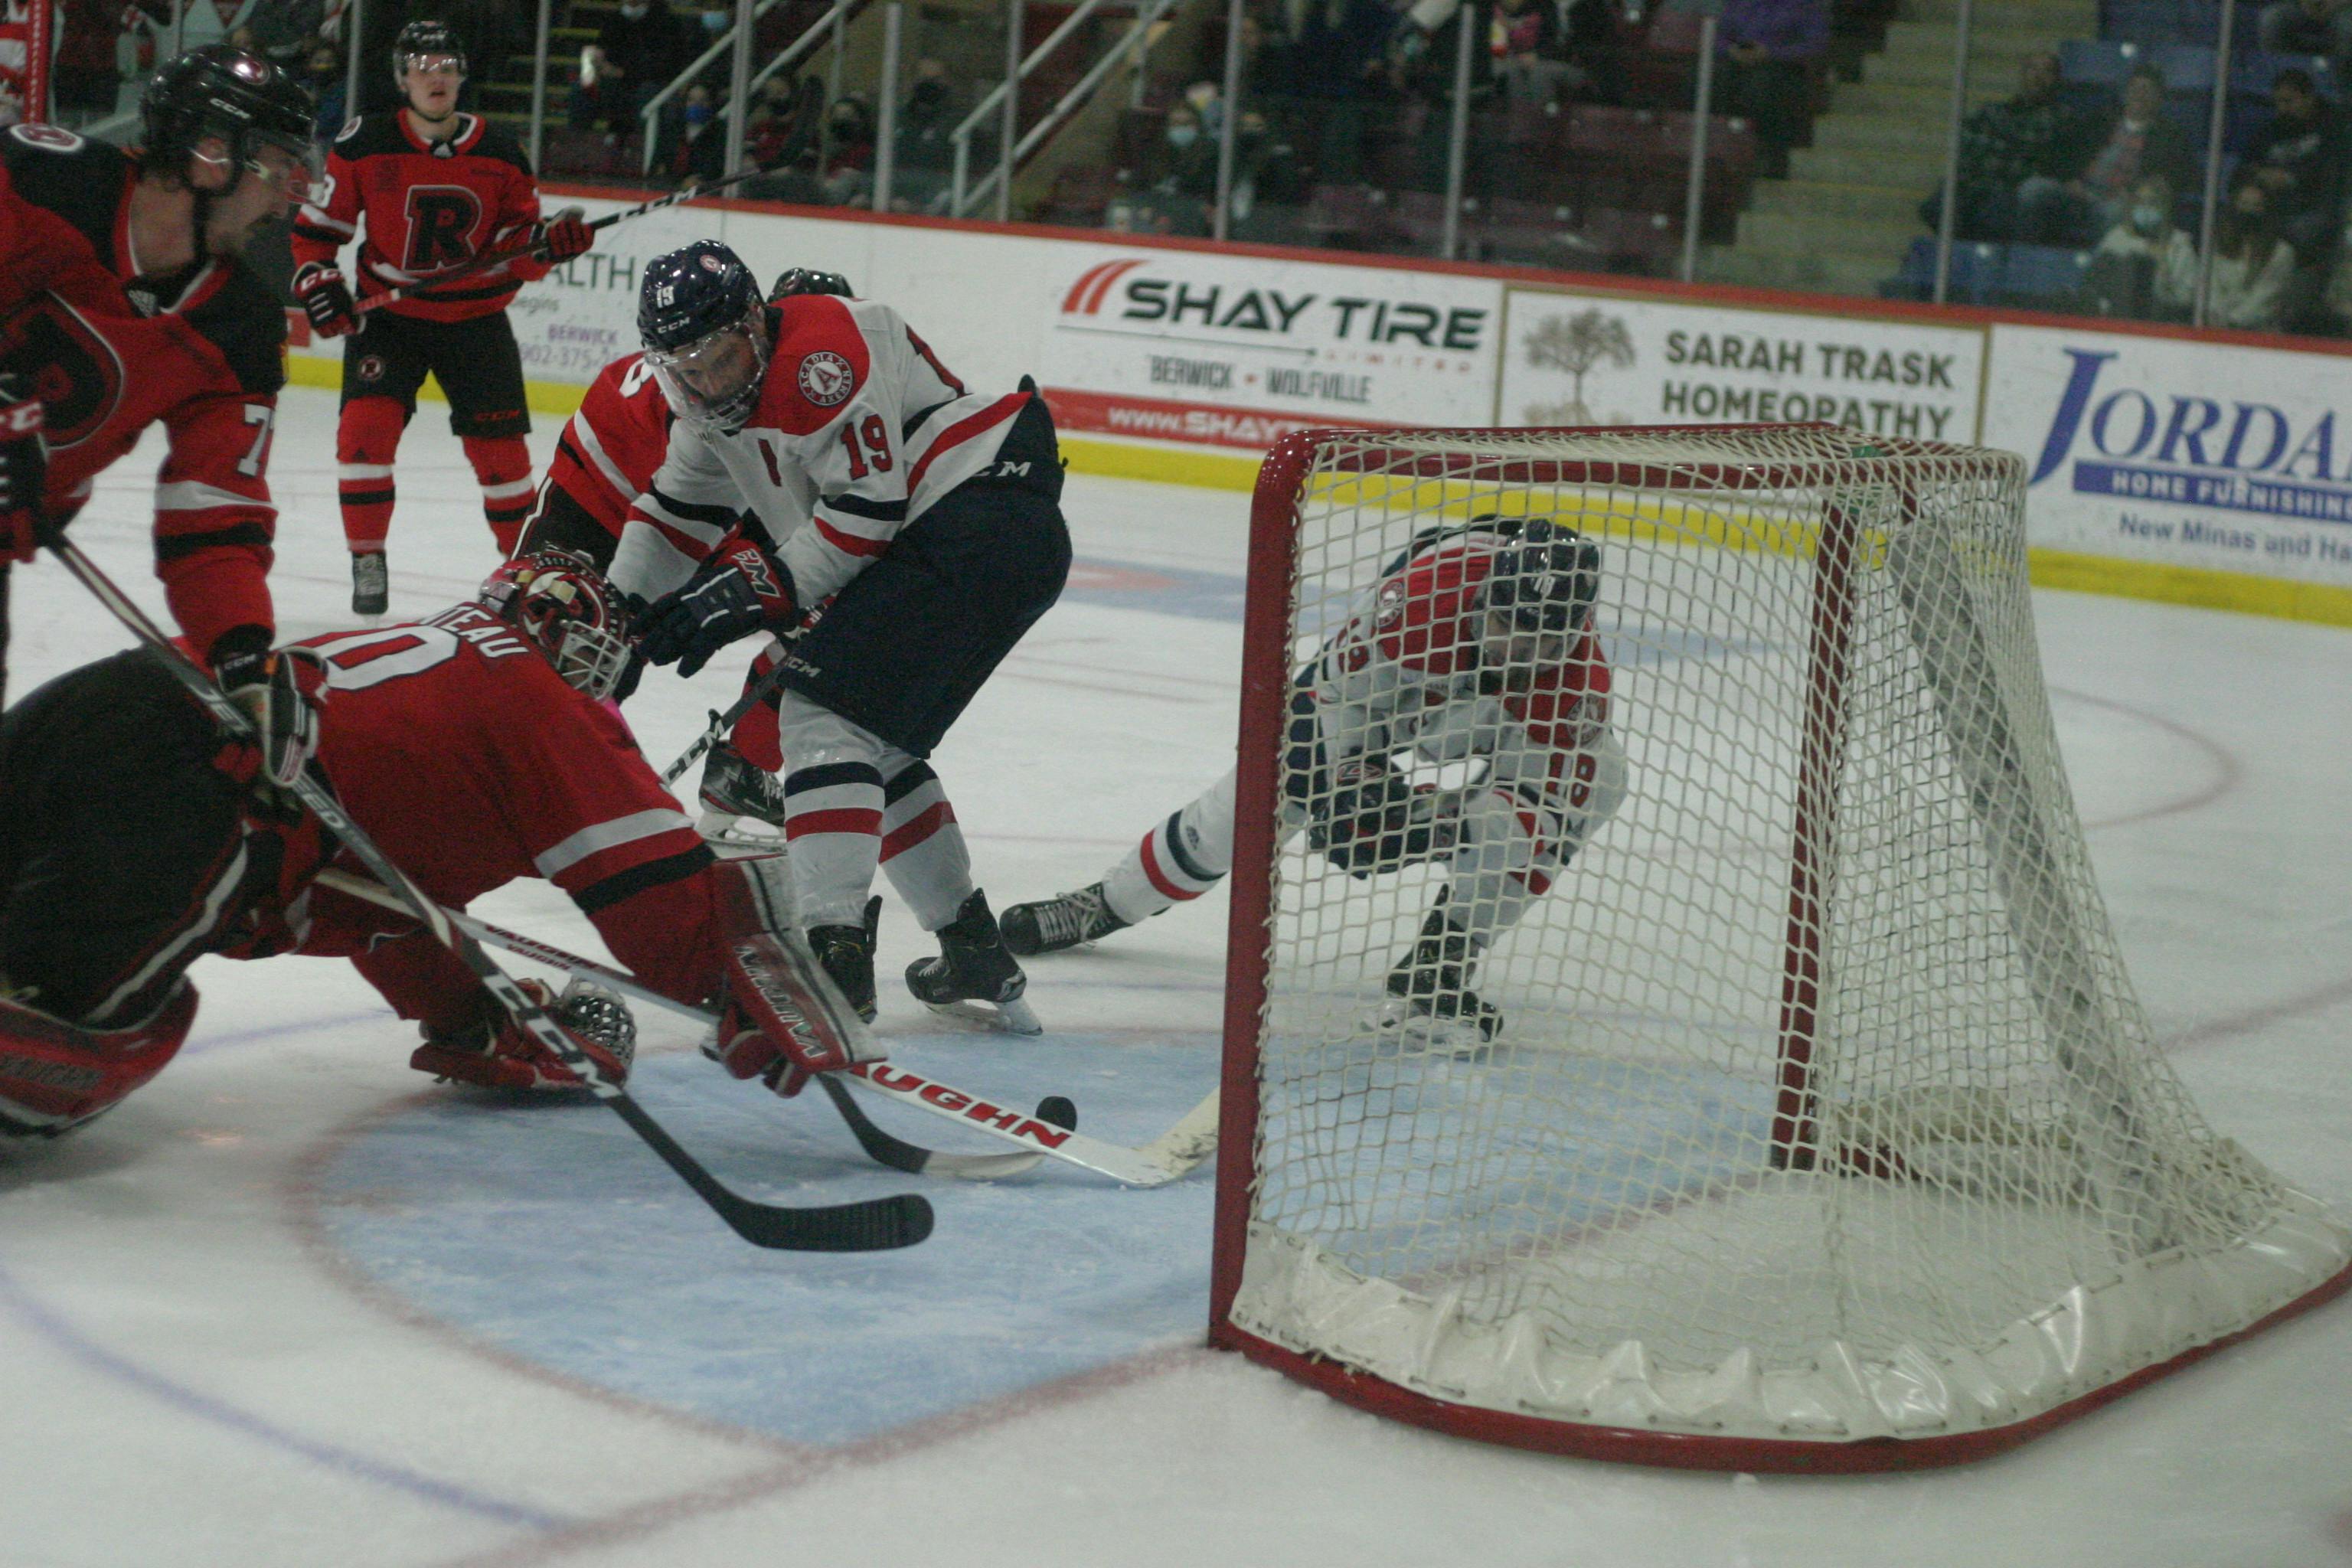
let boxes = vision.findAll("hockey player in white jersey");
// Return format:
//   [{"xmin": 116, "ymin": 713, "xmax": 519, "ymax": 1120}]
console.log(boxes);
[
  {"xmin": 613, "ymin": 240, "xmax": 1070, "ymax": 1032},
  {"xmin": 1002, "ymin": 517, "xmax": 1628, "ymax": 1048}
]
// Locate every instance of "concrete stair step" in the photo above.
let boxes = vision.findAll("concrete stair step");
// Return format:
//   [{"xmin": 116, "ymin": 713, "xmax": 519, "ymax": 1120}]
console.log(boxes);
[
  {"xmin": 1736, "ymin": 208, "xmax": 1920, "ymax": 256},
  {"xmin": 1702, "ymin": 245, "xmax": 1896, "ymax": 296},
  {"xmin": 1746, "ymin": 178, "xmax": 1926, "ymax": 222},
  {"xmin": 1880, "ymin": 19, "xmax": 2089, "ymax": 56},
  {"xmin": 1808, "ymin": 115, "xmax": 1954, "ymax": 155},
  {"xmin": 1866, "ymin": 44, "xmax": 2076, "ymax": 88},
  {"xmin": 1791, "ymin": 142, "xmax": 1951, "ymax": 186},
  {"xmin": 1830, "ymin": 80, "xmax": 2006, "ymax": 117},
  {"xmin": 1897, "ymin": 0, "xmax": 2099, "ymax": 27}
]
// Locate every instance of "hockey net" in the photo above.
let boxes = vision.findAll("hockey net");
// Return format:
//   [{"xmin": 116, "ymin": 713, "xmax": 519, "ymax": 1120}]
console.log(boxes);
[{"xmin": 1208, "ymin": 423, "xmax": 2351, "ymax": 1469}]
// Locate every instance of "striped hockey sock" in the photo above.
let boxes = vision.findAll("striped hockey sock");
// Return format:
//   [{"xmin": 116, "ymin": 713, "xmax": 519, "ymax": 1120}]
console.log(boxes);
[
  {"xmin": 782, "ymin": 760, "xmax": 884, "ymax": 929},
  {"xmin": 877, "ymin": 761, "xmax": 972, "ymax": 931}
]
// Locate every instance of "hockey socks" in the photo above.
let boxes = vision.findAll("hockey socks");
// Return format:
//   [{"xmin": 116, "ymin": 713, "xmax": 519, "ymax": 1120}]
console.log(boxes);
[
  {"xmin": 336, "ymin": 397, "xmax": 405, "ymax": 554},
  {"xmin": 878, "ymin": 761, "xmax": 972, "ymax": 931},
  {"xmin": 782, "ymin": 759, "xmax": 884, "ymax": 928},
  {"xmin": 1102, "ymin": 805, "xmax": 1229, "ymax": 926},
  {"xmin": 463, "ymin": 435, "xmax": 535, "ymax": 557}
]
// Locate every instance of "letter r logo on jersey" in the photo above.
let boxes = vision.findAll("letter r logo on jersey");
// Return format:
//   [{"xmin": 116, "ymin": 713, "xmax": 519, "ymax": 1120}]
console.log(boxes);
[{"xmin": 404, "ymin": 186, "xmax": 484, "ymax": 272}]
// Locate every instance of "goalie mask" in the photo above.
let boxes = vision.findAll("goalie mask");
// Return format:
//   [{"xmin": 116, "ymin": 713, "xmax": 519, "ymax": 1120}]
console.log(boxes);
[
  {"xmin": 481, "ymin": 552, "xmax": 632, "ymax": 701},
  {"xmin": 639, "ymin": 240, "xmax": 769, "ymax": 434}
]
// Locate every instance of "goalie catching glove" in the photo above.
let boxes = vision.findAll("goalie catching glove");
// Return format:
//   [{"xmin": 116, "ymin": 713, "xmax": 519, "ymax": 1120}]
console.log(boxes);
[
  {"xmin": 635, "ymin": 530, "xmax": 799, "ymax": 679},
  {"xmin": 1311, "ymin": 756, "xmax": 1462, "ymax": 877},
  {"xmin": 703, "ymin": 855, "xmax": 883, "ymax": 1097},
  {"xmin": 211, "ymin": 639, "xmax": 331, "ymax": 790},
  {"xmin": 410, "ymin": 977, "xmax": 637, "ymax": 1092}
]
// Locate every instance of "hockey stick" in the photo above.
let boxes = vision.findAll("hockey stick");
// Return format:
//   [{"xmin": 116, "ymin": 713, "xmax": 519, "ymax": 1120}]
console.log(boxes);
[
  {"xmin": 355, "ymin": 77, "xmax": 826, "ymax": 317},
  {"xmin": 315, "ymin": 868, "xmax": 1057, "ymax": 1181},
  {"xmin": 314, "ymin": 870, "xmax": 1219, "ymax": 1187},
  {"xmin": 41, "ymin": 531, "xmax": 928, "ymax": 1253},
  {"xmin": 661, "ymin": 652, "xmax": 794, "ymax": 788}
]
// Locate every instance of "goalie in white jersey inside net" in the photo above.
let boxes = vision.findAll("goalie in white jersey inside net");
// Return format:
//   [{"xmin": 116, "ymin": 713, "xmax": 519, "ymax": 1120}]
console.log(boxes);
[{"xmin": 1005, "ymin": 515, "xmax": 1628, "ymax": 1047}]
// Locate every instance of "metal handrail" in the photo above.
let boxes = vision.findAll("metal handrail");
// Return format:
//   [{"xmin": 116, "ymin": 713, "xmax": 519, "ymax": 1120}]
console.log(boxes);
[
  {"xmin": 635, "ymin": 0, "xmax": 804, "ymax": 172},
  {"xmin": 741, "ymin": 0, "xmax": 868, "ymax": 105},
  {"xmin": 951, "ymin": 0, "xmax": 1181, "ymax": 217},
  {"xmin": 947, "ymin": 0, "xmax": 1132, "ymax": 214}
]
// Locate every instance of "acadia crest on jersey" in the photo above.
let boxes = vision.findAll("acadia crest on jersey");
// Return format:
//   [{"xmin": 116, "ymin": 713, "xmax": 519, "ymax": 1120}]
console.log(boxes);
[{"xmin": 797, "ymin": 350, "xmax": 854, "ymax": 407}]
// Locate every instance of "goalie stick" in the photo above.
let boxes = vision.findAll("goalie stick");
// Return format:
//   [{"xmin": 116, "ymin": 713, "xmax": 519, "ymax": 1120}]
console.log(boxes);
[
  {"xmin": 314, "ymin": 871, "xmax": 1220, "ymax": 1187},
  {"xmin": 316, "ymin": 869, "xmax": 1056, "ymax": 1181},
  {"xmin": 42, "ymin": 530, "xmax": 928, "ymax": 1253},
  {"xmin": 357, "ymin": 77, "xmax": 826, "ymax": 318}
]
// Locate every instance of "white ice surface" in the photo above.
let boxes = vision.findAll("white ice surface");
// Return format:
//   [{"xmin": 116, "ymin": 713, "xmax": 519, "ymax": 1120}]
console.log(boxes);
[{"xmin": 2, "ymin": 387, "xmax": 2347, "ymax": 1568}]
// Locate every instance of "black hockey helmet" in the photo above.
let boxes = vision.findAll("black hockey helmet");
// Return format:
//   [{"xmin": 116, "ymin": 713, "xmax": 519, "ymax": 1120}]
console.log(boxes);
[
  {"xmin": 391, "ymin": 20, "xmax": 469, "ymax": 83},
  {"xmin": 769, "ymin": 266, "xmax": 853, "ymax": 302},
  {"xmin": 1484, "ymin": 518, "xmax": 1601, "ymax": 635},
  {"xmin": 140, "ymin": 45, "xmax": 319, "ymax": 188},
  {"xmin": 639, "ymin": 240, "xmax": 769, "ymax": 433}
]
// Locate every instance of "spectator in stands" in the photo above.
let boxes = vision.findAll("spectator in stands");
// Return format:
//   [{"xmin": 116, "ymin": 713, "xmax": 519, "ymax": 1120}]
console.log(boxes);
[
  {"xmin": 2086, "ymin": 172, "xmax": 2197, "ymax": 321},
  {"xmin": 2208, "ymin": 174, "xmax": 2297, "ymax": 330},
  {"xmin": 1717, "ymin": 0, "xmax": 1827, "ymax": 180},
  {"xmin": 1135, "ymin": 100, "xmax": 1219, "ymax": 235},
  {"xmin": 2318, "ymin": 209, "xmax": 2352, "ymax": 332},
  {"xmin": 1923, "ymin": 52, "xmax": 2088, "ymax": 242},
  {"xmin": 572, "ymin": 0, "xmax": 691, "ymax": 149},
  {"xmin": 2258, "ymin": 0, "xmax": 2352, "ymax": 74},
  {"xmin": 888, "ymin": 57, "xmax": 956, "ymax": 211},
  {"xmin": 2027, "ymin": 64, "xmax": 2195, "ymax": 244},
  {"xmin": 305, "ymin": 40, "xmax": 348, "ymax": 140},
  {"xmin": 2241, "ymin": 68, "xmax": 2345, "ymax": 261},
  {"xmin": 1290, "ymin": 0, "xmax": 1395, "ymax": 185},
  {"xmin": 1490, "ymin": 0, "xmax": 1569, "ymax": 106},
  {"xmin": 235, "ymin": 0, "xmax": 325, "ymax": 71},
  {"xmin": 54, "ymin": 0, "xmax": 128, "ymax": 114},
  {"xmin": 675, "ymin": 82, "xmax": 727, "ymax": 185},
  {"xmin": 819, "ymin": 93, "xmax": 878, "ymax": 206}
]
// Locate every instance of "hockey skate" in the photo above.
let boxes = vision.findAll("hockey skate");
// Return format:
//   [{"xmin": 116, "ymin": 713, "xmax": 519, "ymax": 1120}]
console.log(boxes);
[
  {"xmin": 906, "ymin": 890, "xmax": 1042, "ymax": 1035},
  {"xmin": 1376, "ymin": 903, "xmax": 1502, "ymax": 1056},
  {"xmin": 351, "ymin": 550, "xmax": 389, "ymax": 618},
  {"xmin": 999, "ymin": 883, "xmax": 1129, "ymax": 956},
  {"xmin": 697, "ymin": 736, "xmax": 790, "ymax": 851},
  {"xmin": 805, "ymin": 896, "xmax": 882, "ymax": 1024}
]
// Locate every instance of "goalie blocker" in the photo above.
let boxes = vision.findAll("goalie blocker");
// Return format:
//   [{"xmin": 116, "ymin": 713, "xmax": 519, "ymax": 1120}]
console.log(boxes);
[{"xmin": 0, "ymin": 553, "xmax": 871, "ymax": 1137}]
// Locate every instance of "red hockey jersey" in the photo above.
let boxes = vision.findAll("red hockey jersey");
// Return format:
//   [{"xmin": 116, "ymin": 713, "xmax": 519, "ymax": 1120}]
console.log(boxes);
[
  {"xmin": 529, "ymin": 350, "xmax": 672, "ymax": 547},
  {"xmin": 0, "ymin": 124, "xmax": 286, "ymax": 663},
  {"xmin": 285, "ymin": 604, "xmax": 730, "ymax": 1031},
  {"xmin": 290, "ymin": 111, "xmax": 551, "ymax": 324}
]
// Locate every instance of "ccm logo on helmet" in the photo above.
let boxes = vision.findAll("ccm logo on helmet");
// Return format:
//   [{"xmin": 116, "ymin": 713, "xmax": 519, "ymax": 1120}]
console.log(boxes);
[{"xmin": 797, "ymin": 351, "xmax": 854, "ymax": 407}]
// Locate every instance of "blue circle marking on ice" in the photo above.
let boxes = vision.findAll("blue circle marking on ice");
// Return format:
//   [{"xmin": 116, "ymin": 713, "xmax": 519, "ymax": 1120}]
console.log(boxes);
[{"xmin": 309, "ymin": 1037, "xmax": 1216, "ymax": 1446}]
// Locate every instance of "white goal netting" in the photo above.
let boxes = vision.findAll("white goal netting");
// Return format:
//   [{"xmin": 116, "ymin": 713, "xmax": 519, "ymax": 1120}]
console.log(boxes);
[{"xmin": 1213, "ymin": 425, "xmax": 2350, "ymax": 1465}]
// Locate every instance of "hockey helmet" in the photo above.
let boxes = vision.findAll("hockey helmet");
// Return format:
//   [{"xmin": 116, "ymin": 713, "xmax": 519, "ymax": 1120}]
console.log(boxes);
[
  {"xmin": 769, "ymin": 266, "xmax": 853, "ymax": 302},
  {"xmin": 140, "ymin": 46, "xmax": 320, "ymax": 193},
  {"xmin": 391, "ymin": 20, "xmax": 469, "ymax": 83},
  {"xmin": 1484, "ymin": 518, "xmax": 1601, "ymax": 636},
  {"xmin": 639, "ymin": 240, "xmax": 769, "ymax": 433},
  {"xmin": 482, "ymin": 551, "xmax": 633, "ymax": 701}
]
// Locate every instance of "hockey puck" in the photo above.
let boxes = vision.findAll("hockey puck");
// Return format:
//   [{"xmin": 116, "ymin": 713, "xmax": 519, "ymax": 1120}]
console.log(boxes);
[{"xmin": 1036, "ymin": 1095, "xmax": 1077, "ymax": 1130}]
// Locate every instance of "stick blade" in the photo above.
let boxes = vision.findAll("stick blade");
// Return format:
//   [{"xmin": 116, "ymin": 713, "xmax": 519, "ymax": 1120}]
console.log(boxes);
[{"xmin": 720, "ymin": 1189, "xmax": 934, "ymax": 1252}]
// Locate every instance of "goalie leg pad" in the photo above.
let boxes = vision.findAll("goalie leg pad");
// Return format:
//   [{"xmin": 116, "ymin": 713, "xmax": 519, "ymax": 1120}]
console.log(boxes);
[
  {"xmin": 0, "ymin": 981, "xmax": 199, "ymax": 1136},
  {"xmin": 710, "ymin": 853, "xmax": 880, "ymax": 1096}
]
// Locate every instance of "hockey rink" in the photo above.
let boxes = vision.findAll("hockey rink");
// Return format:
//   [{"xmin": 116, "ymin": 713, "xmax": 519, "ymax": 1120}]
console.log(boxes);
[{"xmin": 2, "ymin": 385, "xmax": 2347, "ymax": 1568}]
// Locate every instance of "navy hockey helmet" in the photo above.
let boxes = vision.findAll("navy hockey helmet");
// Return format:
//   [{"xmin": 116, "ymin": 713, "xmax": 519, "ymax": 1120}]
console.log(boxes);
[
  {"xmin": 140, "ymin": 46, "xmax": 320, "ymax": 191},
  {"xmin": 482, "ymin": 551, "xmax": 633, "ymax": 701},
  {"xmin": 391, "ymin": 20, "xmax": 469, "ymax": 83},
  {"xmin": 639, "ymin": 240, "xmax": 769, "ymax": 433},
  {"xmin": 1484, "ymin": 518, "xmax": 1601, "ymax": 636}
]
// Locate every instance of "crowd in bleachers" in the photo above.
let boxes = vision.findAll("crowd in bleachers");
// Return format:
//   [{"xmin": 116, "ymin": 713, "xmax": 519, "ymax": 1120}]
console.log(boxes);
[{"xmin": 1886, "ymin": 5, "xmax": 2352, "ymax": 335}]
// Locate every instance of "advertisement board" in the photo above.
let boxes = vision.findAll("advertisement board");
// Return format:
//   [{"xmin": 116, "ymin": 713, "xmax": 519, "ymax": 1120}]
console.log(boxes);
[
  {"xmin": 1498, "ymin": 288, "xmax": 1986, "ymax": 443},
  {"xmin": 1984, "ymin": 323, "xmax": 2352, "ymax": 589}
]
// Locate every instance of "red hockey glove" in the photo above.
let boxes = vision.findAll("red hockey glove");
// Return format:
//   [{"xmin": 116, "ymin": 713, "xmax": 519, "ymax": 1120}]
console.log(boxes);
[
  {"xmin": 536, "ymin": 207, "xmax": 594, "ymax": 263},
  {"xmin": 410, "ymin": 978, "xmax": 636, "ymax": 1092},
  {"xmin": 0, "ymin": 373, "xmax": 47, "ymax": 564},
  {"xmin": 292, "ymin": 262, "xmax": 360, "ymax": 338},
  {"xmin": 705, "ymin": 856, "xmax": 877, "ymax": 1098},
  {"xmin": 213, "ymin": 640, "xmax": 330, "ymax": 790},
  {"xmin": 635, "ymin": 532, "xmax": 799, "ymax": 679}
]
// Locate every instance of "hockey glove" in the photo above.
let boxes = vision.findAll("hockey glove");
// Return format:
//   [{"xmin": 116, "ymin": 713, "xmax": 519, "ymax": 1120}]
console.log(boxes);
[
  {"xmin": 535, "ymin": 207, "xmax": 595, "ymax": 263},
  {"xmin": 635, "ymin": 534, "xmax": 799, "ymax": 679},
  {"xmin": 410, "ymin": 978, "xmax": 636, "ymax": 1092},
  {"xmin": 214, "ymin": 640, "xmax": 331, "ymax": 790},
  {"xmin": 292, "ymin": 262, "xmax": 360, "ymax": 338},
  {"xmin": 0, "ymin": 374, "xmax": 45, "ymax": 564},
  {"xmin": 1311, "ymin": 758, "xmax": 1459, "ymax": 877}
]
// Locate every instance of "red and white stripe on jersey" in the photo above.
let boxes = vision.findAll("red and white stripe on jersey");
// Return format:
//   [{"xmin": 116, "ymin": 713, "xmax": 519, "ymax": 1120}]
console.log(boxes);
[
  {"xmin": 531, "ymin": 804, "xmax": 704, "ymax": 912},
  {"xmin": 544, "ymin": 352, "xmax": 672, "ymax": 540}
]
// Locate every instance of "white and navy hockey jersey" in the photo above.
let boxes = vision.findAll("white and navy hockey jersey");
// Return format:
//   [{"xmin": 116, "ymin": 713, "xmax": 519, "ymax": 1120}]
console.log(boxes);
[{"xmin": 610, "ymin": 294, "xmax": 1034, "ymax": 605}]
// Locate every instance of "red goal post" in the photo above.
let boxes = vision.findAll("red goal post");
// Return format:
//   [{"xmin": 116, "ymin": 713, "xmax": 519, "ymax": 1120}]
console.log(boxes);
[{"xmin": 1208, "ymin": 423, "xmax": 2352, "ymax": 1472}]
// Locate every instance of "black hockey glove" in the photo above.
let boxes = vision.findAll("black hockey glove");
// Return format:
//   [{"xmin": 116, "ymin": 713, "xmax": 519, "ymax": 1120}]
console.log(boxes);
[
  {"xmin": 292, "ymin": 263, "xmax": 360, "ymax": 338},
  {"xmin": 214, "ymin": 638, "xmax": 332, "ymax": 790},
  {"xmin": 0, "ymin": 372, "xmax": 46, "ymax": 564},
  {"xmin": 636, "ymin": 535, "xmax": 800, "ymax": 679},
  {"xmin": 769, "ymin": 267, "xmax": 852, "ymax": 301},
  {"xmin": 1310, "ymin": 758, "xmax": 1459, "ymax": 877}
]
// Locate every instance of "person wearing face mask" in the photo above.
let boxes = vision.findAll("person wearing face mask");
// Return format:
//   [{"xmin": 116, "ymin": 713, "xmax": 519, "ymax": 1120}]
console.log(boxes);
[
  {"xmin": 676, "ymin": 83, "xmax": 727, "ymax": 184},
  {"xmin": 2208, "ymin": 174, "xmax": 2297, "ymax": 332},
  {"xmin": 2087, "ymin": 173, "xmax": 2197, "ymax": 322},
  {"xmin": 571, "ymin": 0, "xmax": 691, "ymax": 149},
  {"xmin": 305, "ymin": 41, "xmax": 349, "ymax": 139}
]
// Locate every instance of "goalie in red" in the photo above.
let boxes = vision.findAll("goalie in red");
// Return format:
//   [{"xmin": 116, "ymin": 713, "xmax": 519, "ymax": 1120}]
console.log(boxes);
[
  {"xmin": 1003, "ymin": 516, "xmax": 1628, "ymax": 1049},
  {"xmin": 0, "ymin": 552, "xmax": 861, "ymax": 1138}
]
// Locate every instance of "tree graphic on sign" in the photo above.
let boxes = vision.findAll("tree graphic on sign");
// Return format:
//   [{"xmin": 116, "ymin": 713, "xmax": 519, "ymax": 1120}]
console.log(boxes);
[{"xmin": 1521, "ymin": 308, "xmax": 1635, "ymax": 424}]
